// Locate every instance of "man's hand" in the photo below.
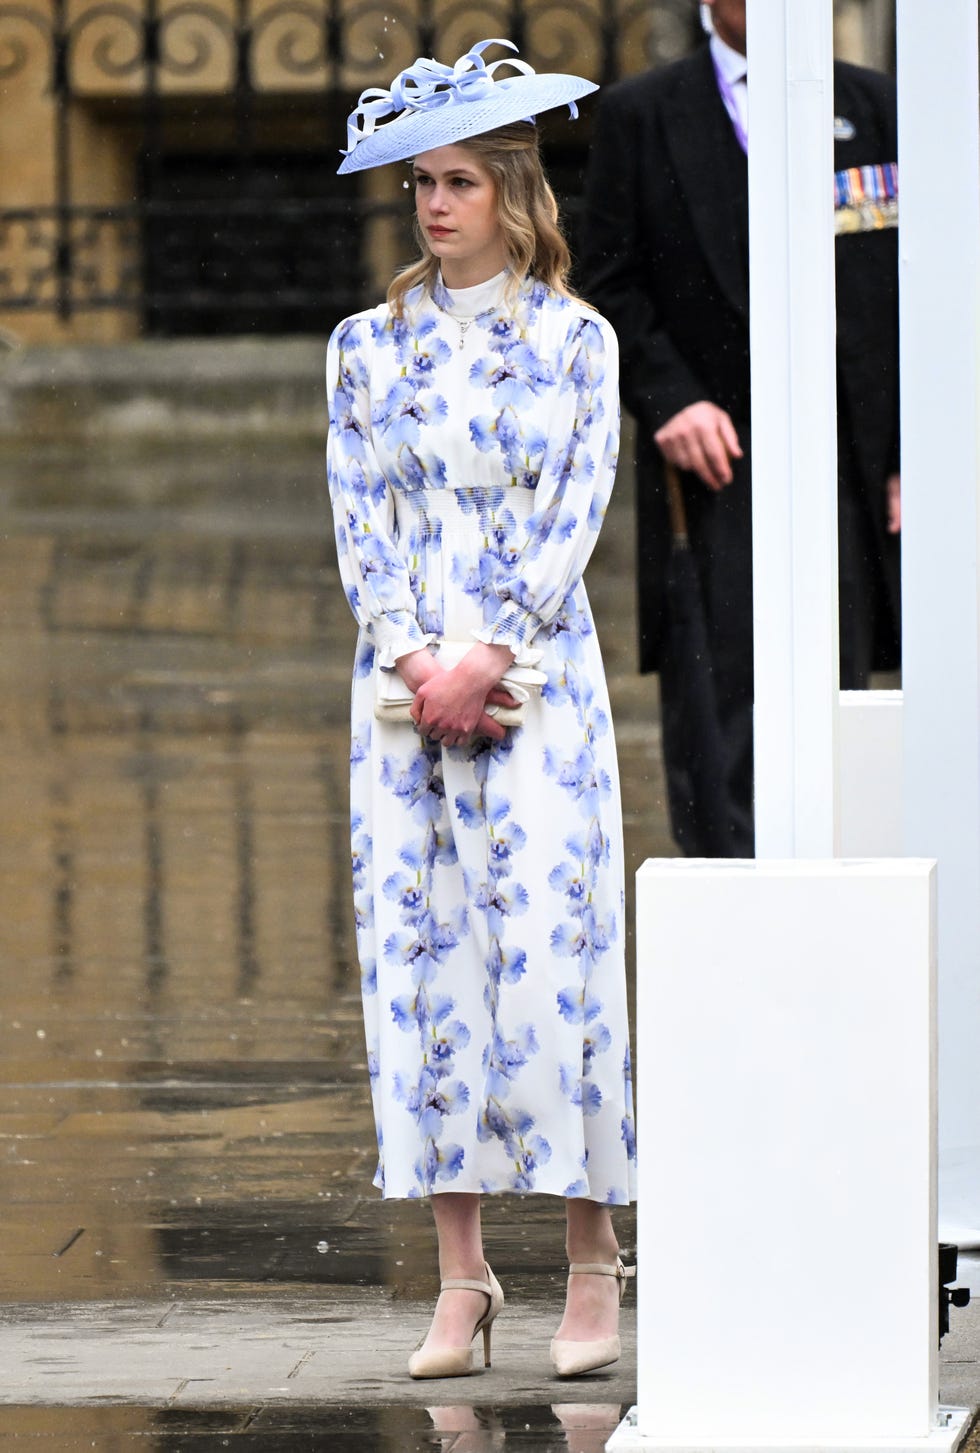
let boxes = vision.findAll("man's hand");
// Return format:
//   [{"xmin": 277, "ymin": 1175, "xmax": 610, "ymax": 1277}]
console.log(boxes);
[
  {"xmin": 886, "ymin": 473, "xmax": 901, "ymax": 534},
  {"xmin": 655, "ymin": 401, "xmax": 743, "ymax": 491},
  {"xmin": 396, "ymin": 642, "xmax": 517, "ymax": 746}
]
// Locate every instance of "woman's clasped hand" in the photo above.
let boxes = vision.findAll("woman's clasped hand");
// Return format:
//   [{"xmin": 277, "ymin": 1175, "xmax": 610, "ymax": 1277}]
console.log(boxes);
[{"xmin": 397, "ymin": 642, "xmax": 518, "ymax": 745}]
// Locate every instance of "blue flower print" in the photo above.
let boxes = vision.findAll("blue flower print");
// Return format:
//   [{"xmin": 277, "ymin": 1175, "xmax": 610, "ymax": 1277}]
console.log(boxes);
[
  {"xmin": 486, "ymin": 940, "xmax": 526, "ymax": 995},
  {"xmin": 398, "ymin": 831, "xmax": 457, "ymax": 877},
  {"xmin": 485, "ymin": 314, "xmax": 522, "ymax": 347},
  {"xmin": 393, "ymin": 1072, "xmax": 469, "ymax": 1191},
  {"xmin": 539, "ymin": 601, "xmax": 594, "ymax": 663},
  {"xmin": 542, "ymin": 745, "xmax": 612, "ymax": 817},
  {"xmin": 452, "ymin": 483, "xmax": 507, "ymax": 518},
  {"xmin": 450, "ymin": 552, "xmax": 488, "ymax": 604},
  {"xmin": 556, "ymin": 982, "xmax": 604, "ymax": 1025},
  {"xmin": 478, "ymin": 1092, "xmax": 553, "ymax": 1191},
  {"xmin": 474, "ymin": 878, "xmax": 530, "ymax": 934},
  {"xmin": 353, "ymin": 531, "xmax": 415, "ymax": 609},
  {"xmin": 484, "ymin": 1024, "xmax": 539, "ymax": 1097},
  {"xmin": 488, "ymin": 818, "xmax": 527, "ymax": 868},
  {"xmin": 430, "ymin": 1015, "xmax": 472, "ymax": 1066},
  {"xmin": 384, "ymin": 908, "xmax": 467, "ymax": 985},
  {"xmin": 622, "ymin": 1111, "xmax": 638, "ymax": 1163},
  {"xmin": 370, "ymin": 311, "xmax": 410, "ymax": 350},
  {"xmin": 478, "ymin": 1097, "xmax": 532, "ymax": 1146},
  {"xmin": 622, "ymin": 1048, "xmax": 637, "ymax": 1161},
  {"xmin": 454, "ymin": 790, "xmax": 485, "ymax": 830},
  {"xmin": 380, "ymin": 749, "xmax": 447, "ymax": 825},
  {"xmin": 393, "ymin": 1064, "xmax": 469, "ymax": 1133},
  {"xmin": 391, "ymin": 978, "xmax": 455, "ymax": 1032},
  {"xmin": 470, "ymin": 413, "xmax": 500, "ymax": 454},
  {"xmin": 583, "ymin": 1024, "xmax": 613, "ymax": 1068},
  {"xmin": 551, "ymin": 905, "xmax": 616, "ymax": 962},
  {"xmin": 548, "ymin": 859, "xmax": 588, "ymax": 904},
  {"xmin": 407, "ymin": 330, "xmax": 452, "ymax": 381},
  {"xmin": 512, "ymin": 1135, "xmax": 553, "ymax": 1191},
  {"xmin": 470, "ymin": 408, "xmax": 548, "ymax": 483},
  {"xmin": 523, "ymin": 496, "xmax": 582, "ymax": 561},
  {"xmin": 374, "ymin": 379, "xmax": 448, "ymax": 449},
  {"xmin": 351, "ymin": 814, "xmax": 373, "ymax": 886},
  {"xmin": 576, "ymin": 820, "xmax": 612, "ymax": 873},
  {"xmin": 559, "ymin": 1063, "xmax": 603, "ymax": 1116},
  {"xmin": 399, "ymin": 446, "xmax": 448, "ymax": 493},
  {"xmin": 469, "ymin": 345, "xmax": 555, "ymax": 409},
  {"xmin": 354, "ymin": 638, "xmax": 376, "ymax": 680},
  {"xmin": 382, "ymin": 869, "xmax": 428, "ymax": 924},
  {"xmin": 421, "ymin": 1137, "xmax": 465, "ymax": 1189},
  {"xmin": 329, "ymin": 391, "xmax": 371, "ymax": 466},
  {"xmin": 456, "ymin": 789, "xmax": 506, "ymax": 835}
]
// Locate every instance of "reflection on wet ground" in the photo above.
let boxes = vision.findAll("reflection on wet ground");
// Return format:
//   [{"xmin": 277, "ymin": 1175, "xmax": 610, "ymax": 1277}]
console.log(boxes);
[
  {"xmin": 0, "ymin": 433, "xmax": 670, "ymax": 1444},
  {"xmin": 0, "ymin": 1401, "xmax": 628, "ymax": 1450}
]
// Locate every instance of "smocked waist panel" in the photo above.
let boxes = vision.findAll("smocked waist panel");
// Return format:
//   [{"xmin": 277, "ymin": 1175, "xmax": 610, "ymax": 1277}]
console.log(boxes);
[{"xmin": 393, "ymin": 483, "xmax": 536, "ymax": 538}]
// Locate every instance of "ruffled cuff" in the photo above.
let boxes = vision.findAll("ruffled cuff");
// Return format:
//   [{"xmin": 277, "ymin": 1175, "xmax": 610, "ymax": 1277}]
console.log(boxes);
[
  {"xmin": 474, "ymin": 603, "xmax": 544, "ymax": 666},
  {"xmin": 370, "ymin": 610, "xmax": 433, "ymax": 670}
]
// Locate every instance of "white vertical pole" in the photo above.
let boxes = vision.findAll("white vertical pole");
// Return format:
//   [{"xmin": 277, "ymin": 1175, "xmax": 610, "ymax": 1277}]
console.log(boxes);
[
  {"xmin": 896, "ymin": 0, "xmax": 980, "ymax": 1242},
  {"xmin": 748, "ymin": 0, "xmax": 840, "ymax": 859}
]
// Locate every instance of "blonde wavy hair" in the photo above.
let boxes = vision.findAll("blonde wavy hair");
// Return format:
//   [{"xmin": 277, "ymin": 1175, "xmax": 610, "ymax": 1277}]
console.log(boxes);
[{"xmin": 387, "ymin": 122, "xmax": 579, "ymax": 318}]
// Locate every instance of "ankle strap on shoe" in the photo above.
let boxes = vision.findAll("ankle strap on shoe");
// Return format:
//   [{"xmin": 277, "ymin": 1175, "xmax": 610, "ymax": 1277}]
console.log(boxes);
[
  {"xmin": 440, "ymin": 1277, "xmax": 491, "ymax": 1294},
  {"xmin": 568, "ymin": 1261, "xmax": 635, "ymax": 1278}
]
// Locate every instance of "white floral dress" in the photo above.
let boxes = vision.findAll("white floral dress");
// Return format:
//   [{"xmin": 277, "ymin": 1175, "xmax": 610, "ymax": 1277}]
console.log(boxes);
[{"xmin": 326, "ymin": 270, "xmax": 637, "ymax": 1203}]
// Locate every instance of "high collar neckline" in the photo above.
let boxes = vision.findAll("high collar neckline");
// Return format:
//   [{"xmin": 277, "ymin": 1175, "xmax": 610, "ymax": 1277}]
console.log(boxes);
[{"xmin": 435, "ymin": 268, "xmax": 510, "ymax": 319}]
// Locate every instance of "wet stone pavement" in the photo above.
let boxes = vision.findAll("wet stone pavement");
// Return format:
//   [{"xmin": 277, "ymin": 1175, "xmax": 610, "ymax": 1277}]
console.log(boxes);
[{"xmin": 0, "ymin": 426, "xmax": 673, "ymax": 1449}]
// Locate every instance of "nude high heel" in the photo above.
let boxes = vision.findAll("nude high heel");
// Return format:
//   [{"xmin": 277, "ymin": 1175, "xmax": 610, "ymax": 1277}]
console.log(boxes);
[
  {"xmin": 407, "ymin": 1262, "xmax": 504, "ymax": 1379},
  {"xmin": 550, "ymin": 1258, "xmax": 635, "ymax": 1378}
]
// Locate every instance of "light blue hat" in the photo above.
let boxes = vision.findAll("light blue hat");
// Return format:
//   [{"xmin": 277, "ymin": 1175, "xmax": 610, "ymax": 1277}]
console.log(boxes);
[{"xmin": 338, "ymin": 38, "xmax": 597, "ymax": 174}]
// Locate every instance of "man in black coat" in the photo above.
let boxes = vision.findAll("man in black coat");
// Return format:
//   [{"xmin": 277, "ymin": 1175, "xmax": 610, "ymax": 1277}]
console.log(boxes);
[{"xmin": 579, "ymin": 0, "xmax": 901, "ymax": 857}]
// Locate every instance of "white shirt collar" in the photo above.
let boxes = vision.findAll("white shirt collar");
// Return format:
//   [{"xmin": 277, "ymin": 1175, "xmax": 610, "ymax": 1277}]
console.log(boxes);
[{"xmin": 710, "ymin": 30, "xmax": 747, "ymax": 85}]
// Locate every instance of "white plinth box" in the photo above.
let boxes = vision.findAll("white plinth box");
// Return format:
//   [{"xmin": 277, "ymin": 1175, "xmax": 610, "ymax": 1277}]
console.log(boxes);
[
  {"xmin": 609, "ymin": 858, "xmax": 969, "ymax": 1453},
  {"xmin": 838, "ymin": 691, "xmax": 903, "ymax": 858}
]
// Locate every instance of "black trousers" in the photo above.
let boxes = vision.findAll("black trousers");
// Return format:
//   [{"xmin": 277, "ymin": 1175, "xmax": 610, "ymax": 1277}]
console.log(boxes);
[{"xmin": 663, "ymin": 442, "xmax": 881, "ymax": 858}]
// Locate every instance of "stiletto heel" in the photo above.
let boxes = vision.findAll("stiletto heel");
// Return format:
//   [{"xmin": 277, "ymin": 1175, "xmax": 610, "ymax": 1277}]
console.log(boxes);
[
  {"xmin": 550, "ymin": 1257, "xmax": 635, "ymax": 1378},
  {"xmin": 407, "ymin": 1262, "xmax": 504, "ymax": 1379}
]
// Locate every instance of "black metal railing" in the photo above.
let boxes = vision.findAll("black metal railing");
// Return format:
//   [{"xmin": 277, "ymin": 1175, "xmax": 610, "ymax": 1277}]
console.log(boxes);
[{"xmin": 0, "ymin": 0, "xmax": 698, "ymax": 332}]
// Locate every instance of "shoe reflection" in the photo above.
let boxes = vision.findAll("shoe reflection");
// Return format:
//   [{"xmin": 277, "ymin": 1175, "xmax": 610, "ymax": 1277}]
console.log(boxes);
[
  {"xmin": 553, "ymin": 1403, "xmax": 624, "ymax": 1452},
  {"xmin": 423, "ymin": 1403, "xmax": 623, "ymax": 1449},
  {"xmin": 426, "ymin": 1404, "xmax": 491, "ymax": 1433}
]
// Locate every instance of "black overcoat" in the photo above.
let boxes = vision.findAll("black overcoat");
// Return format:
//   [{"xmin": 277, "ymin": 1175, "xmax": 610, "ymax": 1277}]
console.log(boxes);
[{"xmin": 579, "ymin": 44, "xmax": 901, "ymax": 675}]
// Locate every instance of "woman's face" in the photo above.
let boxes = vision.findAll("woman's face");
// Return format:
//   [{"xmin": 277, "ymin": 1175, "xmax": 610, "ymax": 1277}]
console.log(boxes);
[{"xmin": 412, "ymin": 145, "xmax": 507, "ymax": 287}]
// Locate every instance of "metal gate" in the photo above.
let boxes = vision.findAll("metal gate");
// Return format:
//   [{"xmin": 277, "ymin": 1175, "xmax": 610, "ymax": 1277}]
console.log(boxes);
[{"xmin": 0, "ymin": 0, "xmax": 697, "ymax": 335}]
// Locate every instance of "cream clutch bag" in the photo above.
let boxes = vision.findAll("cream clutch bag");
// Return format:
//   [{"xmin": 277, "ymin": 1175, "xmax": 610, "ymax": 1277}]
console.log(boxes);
[{"xmin": 374, "ymin": 641, "xmax": 547, "ymax": 728}]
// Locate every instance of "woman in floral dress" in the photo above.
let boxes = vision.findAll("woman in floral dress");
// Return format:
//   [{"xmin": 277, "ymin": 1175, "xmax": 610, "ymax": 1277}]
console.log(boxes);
[{"xmin": 326, "ymin": 40, "xmax": 637, "ymax": 1380}]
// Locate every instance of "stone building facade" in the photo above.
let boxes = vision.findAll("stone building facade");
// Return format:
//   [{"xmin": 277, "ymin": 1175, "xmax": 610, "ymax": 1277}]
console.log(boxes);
[{"xmin": 0, "ymin": 0, "xmax": 892, "ymax": 345}]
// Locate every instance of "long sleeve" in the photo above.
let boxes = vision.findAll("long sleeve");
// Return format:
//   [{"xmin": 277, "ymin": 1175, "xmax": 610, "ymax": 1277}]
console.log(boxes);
[
  {"xmin": 475, "ymin": 313, "xmax": 621, "ymax": 655},
  {"xmin": 579, "ymin": 88, "xmax": 706, "ymax": 434},
  {"xmin": 326, "ymin": 314, "xmax": 433, "ymax": 667}
]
